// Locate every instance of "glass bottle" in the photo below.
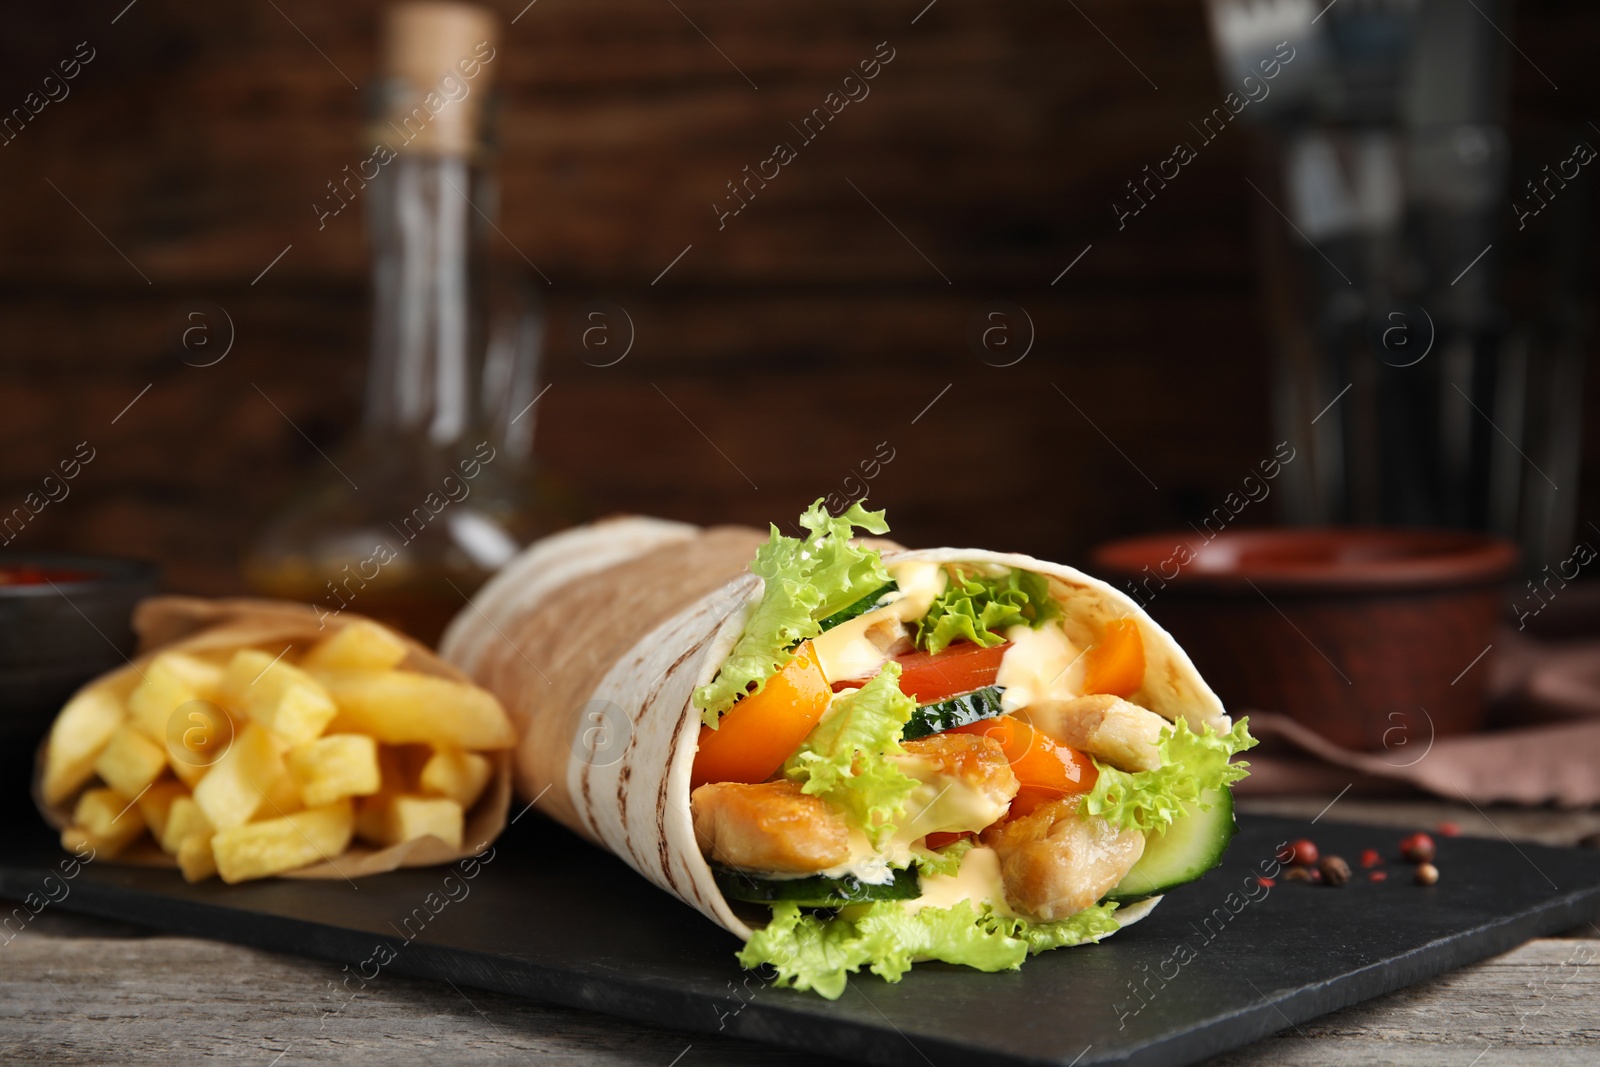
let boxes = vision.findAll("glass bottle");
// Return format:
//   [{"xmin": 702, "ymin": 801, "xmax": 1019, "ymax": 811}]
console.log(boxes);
[{"xmin": 244, "ymin": 2, "xmax": 558, "ymax": 646}]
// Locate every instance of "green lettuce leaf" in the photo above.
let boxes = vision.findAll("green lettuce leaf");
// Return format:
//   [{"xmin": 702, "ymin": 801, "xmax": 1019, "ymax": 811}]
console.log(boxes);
[
  {"xmin": 852, "ymin": 899, "xmax": 1028, "ymax": 982},
  {"xmin": 990, "ymin": 903, "xmax": 1124, "ymax": 954},
  {"xmin": 911, "ymin": 836, "xmax": 975, "ymax": 877},
  {"xmin": 797, "ymin": 501, "xmax": 894, "ymax": 620},
  {"xmin": 782, "ymin": 664, "xmax": 916, "ymax": 846},
  {"xmin": 737, "ymin": 902, "xmax": 875, "ymax": 1000},
  {"xmin": 1085, "ymin": 717, "xmax": 1257, "ymax": 833},
  {"xmin": 916, "ymin": 568, "xmax": 1059, "ymax": 654},
  {"xmin": 693, "ymin": 499, "xmax": 891, "ymax": 724},
  {"xmin": 737, "ymin": 899, "xmax": 1123, "ymax": 999}
]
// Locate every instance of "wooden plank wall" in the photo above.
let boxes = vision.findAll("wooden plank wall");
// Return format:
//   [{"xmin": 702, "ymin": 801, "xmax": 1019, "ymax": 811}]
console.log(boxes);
[{"xmin": 0, "ymin": 0, "xmax": 1593, "ymax": 594}]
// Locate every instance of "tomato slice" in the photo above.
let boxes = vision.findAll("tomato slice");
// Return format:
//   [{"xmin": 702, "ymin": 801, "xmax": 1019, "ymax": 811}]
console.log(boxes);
[
  {"xmin": 832, "ymin": 640, "xmax": 1010, "ymax": 704},
  {"xmin": 951, "ymin": 715, "xmax": 1097, "ymax": 818},
  {"xmin": 691, "ymin": 642, "xmax": 832, "ymax": 789},
  {"xmin": 923, "ymin": 830, "xmax": 973, "ymax": 850},
  {"xmin": 1083, "ymin": 618, "xmax": 1145, "ymax": 698}
]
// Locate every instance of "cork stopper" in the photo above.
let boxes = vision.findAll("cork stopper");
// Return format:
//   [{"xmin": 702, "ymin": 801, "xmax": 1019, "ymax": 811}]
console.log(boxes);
[{"xmin": 372, "ymin": 2, "xmax": 500, "ymax": 157}]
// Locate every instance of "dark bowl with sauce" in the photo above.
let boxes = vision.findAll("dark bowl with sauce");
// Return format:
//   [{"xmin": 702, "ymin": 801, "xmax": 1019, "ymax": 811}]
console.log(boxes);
[
  {"xmin": 1089, "ymin": 528, "xmax": 1518, "ymax": 751},
  {"xmin": 0, "ymin": 555, "xmax": 160, "ymax": 755}
]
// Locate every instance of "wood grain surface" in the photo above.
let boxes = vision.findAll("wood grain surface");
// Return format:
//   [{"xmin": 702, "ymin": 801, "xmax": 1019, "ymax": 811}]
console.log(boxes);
[{"xmin": 2, "ymin": 931, "xmax": 1596, "ymax": 1066}]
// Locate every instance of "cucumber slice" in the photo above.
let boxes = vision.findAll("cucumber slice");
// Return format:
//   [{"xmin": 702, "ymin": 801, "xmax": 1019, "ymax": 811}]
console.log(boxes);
[
  {"xmin": 713, "ymin": 864, "xmax": 921, "ymax": 907},
  {"xmin": 817, "ymin": 581, "xmax": 898, "ymax": 632},
  {"xmin": 902, "ymin": 686, "xmax": 1006, "ymax": 740},
  {"xmin": 1105, "ymin": 786, "xmax": 1236, "ymax": 903}
]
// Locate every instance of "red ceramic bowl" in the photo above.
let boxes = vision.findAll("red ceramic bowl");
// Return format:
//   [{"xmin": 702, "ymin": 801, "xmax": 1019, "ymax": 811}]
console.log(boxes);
[{"xmin": 1090, "ymin": 528, "xmax": 1519, "ymax": 751}]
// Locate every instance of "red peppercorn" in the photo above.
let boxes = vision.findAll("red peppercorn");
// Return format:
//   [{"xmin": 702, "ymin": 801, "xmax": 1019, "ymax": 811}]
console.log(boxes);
[
  {"xmin": 1437, "ymin": 822, "xmax": 1461, "ymax": 837},
  {"xmin": 1257, "ymin": 877, "xmax": 1275, "ymax": 888},
  {"xmin": 1368, "ymin": 870, "xmax": 1388, "ymax": 883},
  {"xmin": 1360, "ymin": 848, "xmax": 1382, "ymax": 869},
  {"xmin": 1400, "ymin": 833, "xmax": 1436, "ymax": 864},
  {"xmin": 1278, "ymin": 838, "xmax": 1319, "ymax": 867}
]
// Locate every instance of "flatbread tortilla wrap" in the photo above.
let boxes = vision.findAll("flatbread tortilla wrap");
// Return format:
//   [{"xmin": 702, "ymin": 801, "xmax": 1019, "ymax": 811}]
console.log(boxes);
[{"xmin": 442, "ymin": 502, "xmax": 1253, "ymax": 997}]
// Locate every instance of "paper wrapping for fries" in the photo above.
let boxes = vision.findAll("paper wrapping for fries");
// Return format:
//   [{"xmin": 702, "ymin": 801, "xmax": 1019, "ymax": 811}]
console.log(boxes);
[
  {"xmin": 35, "ymin": 596, "xmax": 512, "ymax": 878},
  {"xmin": 441, "ymin": 516, "xmax": 1228, "ymax": 939}
]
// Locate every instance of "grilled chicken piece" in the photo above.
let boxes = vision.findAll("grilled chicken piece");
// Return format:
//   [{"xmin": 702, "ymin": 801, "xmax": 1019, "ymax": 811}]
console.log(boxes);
[
  {"xmin": 982, "ymin": 798, "xmax": 1144, "ymax": 920},
  {"xmin": 898, "ymin": 733, "xmax": 1020, "ymax": 804},
  {"xmin": 864, "ymin": 614, "xmax": 913, "ymax": 657},
  {"xmin": 894, "ymin": 732, "xmax": 1020, "ymax": 839},
  {"xmin": 1022, "ymin": 694, "xmax": 1170, "ymax": 772},
  {"xmin": 691, "ymin": 779, "xmax": 849, "ymax": 874}
]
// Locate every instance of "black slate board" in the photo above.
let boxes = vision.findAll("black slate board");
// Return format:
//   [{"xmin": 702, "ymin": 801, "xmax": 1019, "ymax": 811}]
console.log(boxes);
[{"xmin": 4, "ymin": 810, "xmax": 1599, "ymax": 1067}]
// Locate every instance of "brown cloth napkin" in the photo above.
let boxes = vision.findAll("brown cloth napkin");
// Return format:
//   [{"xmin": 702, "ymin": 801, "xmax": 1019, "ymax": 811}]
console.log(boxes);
[{"xmin": 1236, "ymin": 626, "xmax": 1600, "ymax": 807}]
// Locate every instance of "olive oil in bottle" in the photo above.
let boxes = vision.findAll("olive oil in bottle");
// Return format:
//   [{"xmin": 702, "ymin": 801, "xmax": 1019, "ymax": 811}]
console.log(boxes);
[{"xmin": 244, "ymin": 2, "xmax": 557, "ymax": 646}]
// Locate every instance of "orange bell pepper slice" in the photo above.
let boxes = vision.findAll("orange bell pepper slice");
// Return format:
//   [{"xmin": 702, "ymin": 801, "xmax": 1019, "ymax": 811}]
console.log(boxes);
[
  {"xmin": 1082, "ymin": 618, "xmax": 1145, "ymax": 698},
  {"xmin": 952, "ymin": 715, "xmax": 1097, "ymax": 818},
  {"xmin": 690, "ymin": 642, "xmax": 832, "ymax": 789}
]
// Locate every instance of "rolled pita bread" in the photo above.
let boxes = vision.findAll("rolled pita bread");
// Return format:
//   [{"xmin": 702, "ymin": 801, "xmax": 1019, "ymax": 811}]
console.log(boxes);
[{"xmin": 441, "ymin": 516, "xmax": 1231, "ymax": 940}]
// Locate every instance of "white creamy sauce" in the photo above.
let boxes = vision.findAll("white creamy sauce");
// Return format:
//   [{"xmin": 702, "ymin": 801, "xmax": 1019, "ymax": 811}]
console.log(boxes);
[
  {"xmin": 809, "ymin": 561, "xmax": 948, "ymax": 683},
  {"xmin": 906, "ymin": 846, "xmax": 1015, "ymax": 917},
  {"xmin": 995, "ymin": 620, "xmax": 1085, "ymax": 713},
  {"xmin": 885, "ymin": 560, "xmax": 949, "ymax": 621},
  {"xmin": 895, "ymin": 756, "xmax": 1013, "ymax": 838},
  {"xmin": 809, "ymin": 611, "xmax": 900, "ymax": 684},
  {"xmin": 816, "ymin": 744, "xmax": 1010, "ymax": 884},
  {"xmin": 818, "ymin": 828, "xmax": 909, "ymax": 884}
]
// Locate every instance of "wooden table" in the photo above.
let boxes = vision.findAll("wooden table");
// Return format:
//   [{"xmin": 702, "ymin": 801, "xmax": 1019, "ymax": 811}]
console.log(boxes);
[{"xmin": 5, "ymin": 799, "xmax": 1598, "ymax": 1066}]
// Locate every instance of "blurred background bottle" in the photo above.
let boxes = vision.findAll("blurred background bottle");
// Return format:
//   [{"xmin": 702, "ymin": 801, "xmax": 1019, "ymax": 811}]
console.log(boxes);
[
  {"xmin": 244, "ymin": 1, "xmax": 558, "ymax": 646},
  {"xmin": 1206, "ymin": 0, "xmax": 1590, "ymax": 576}
]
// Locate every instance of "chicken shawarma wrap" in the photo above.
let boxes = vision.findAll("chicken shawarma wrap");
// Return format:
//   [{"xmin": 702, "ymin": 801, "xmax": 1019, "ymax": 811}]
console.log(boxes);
[{"xmin": 441, "ymin": 502, "xmax": 1255, "ymax": 997}]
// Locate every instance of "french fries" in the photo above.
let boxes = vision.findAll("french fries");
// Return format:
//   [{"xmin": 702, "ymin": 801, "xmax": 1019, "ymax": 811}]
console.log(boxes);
[
  {"xmin": 69, "ymin": 787, "xmax": 145, "ymax": 857},
  {"xmin": 301, "ymin": 619, "xmax": 409, "ymax": 672},
  {"xmin": 311, "ymin": 669, "xmax": 516, "ymax": 750},
  {"xmin": 177, "ymin": 833, "xmax": 217, "ymax": 883},
  {"xmin": 160, "ymin": 796, "xmax": 212, "ymax": 855},
  {"xmin": 45, "ymin": 617, "xmax": 509, "ymax": 883},
  {"xmin": 212, "ymin": 800, "xmax": 354, "ymax": 884},
  {"xmin": 137, "ymin": 780, "xmax": 188, "ymax": 842},
  {"xmin": 222, "ymin": 650, "xmax": 338, "ymax": 748},
  {"xmin": 166, "ymin": 701, "xmax": 235, "ymax": 788},
  {"xmin": 356, "ymin": 794, "xmax": 464, "ymax": 851},
  {"xmin": 128, "ymin": 652, "xmax": 224, "ymax": 743},
  {"xmin": 193, "ymin": 723, "xmax": 285, "ymax": 832},
  {"xmin": 419, "ymin": 748, "xmax": 493, "ymax": 810},
  {"xmin": 288, "ymin": 734, "xmax": 381, "ymax": 808},
  {"xmin": 94, "ymin": 724, "xmax": 168, "ymax": 799},
  {"xmin": 42, "ymin": 680, "xmax": 132, "ymax": 806}
]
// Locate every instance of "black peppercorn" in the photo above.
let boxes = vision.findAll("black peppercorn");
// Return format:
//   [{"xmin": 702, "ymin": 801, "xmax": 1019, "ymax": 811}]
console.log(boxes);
[{"xmin": 1319, "ymin": 855, "xmax": 1352, "ymax": 887}]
